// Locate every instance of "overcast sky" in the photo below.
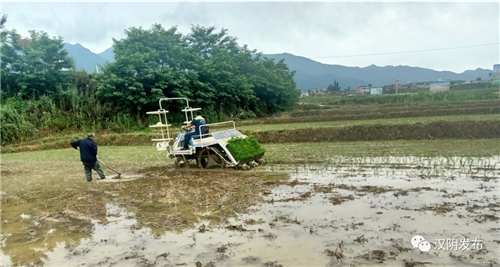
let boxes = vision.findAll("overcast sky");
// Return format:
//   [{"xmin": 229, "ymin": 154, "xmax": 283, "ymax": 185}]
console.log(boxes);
[{"xmin": 2, "ymin": 1, "xmax": 499, "ymax": 73}]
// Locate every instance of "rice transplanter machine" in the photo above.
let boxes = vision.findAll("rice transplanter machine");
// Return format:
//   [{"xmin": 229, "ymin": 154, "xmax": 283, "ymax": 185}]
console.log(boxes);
[{"xmin": 146, "ymin": 97, "xmax": 263, "ymax": 169}]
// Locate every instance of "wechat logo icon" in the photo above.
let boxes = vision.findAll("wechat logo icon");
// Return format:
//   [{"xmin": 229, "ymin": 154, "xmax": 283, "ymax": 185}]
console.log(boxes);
[{"xmin": 411, "ymin": 235, "xmax": 431, "ymax": 252}]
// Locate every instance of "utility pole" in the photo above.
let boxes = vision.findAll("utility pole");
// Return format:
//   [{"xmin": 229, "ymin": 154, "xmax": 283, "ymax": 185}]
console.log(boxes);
[{"xmin": 396, "ymin": 79, "xmax": 399, "ymax": 95}]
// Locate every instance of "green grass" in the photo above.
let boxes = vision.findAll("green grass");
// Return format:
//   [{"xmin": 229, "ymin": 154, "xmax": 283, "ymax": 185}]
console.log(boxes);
[
  {"xmin": 238, "ymin": 114, "xmax": 500, "ymax": 132},
  {"xmin": 263, "ymin": 139, "xmax": 500, "ymax": 163},
  {"xmin": 1, "ymin": 146, "xmax": 167, "ymax": 164},
  {"xmin": 3, "ymin": 139, "xmax": 499, "ymax": 166},
  {"xmin": 3, "ymin": 113, "xmax": 499, "ymax": 153},
  {"xmin": 299, "ymin": 87, "xmax": 500, "ymax": 107},
  {"xmin": 291, "ymin": 99, "xmax": 500, "ymax": 115},
  {"xmin": 0, "ymin": 95, "xmax": 148, "ymax": 145}
]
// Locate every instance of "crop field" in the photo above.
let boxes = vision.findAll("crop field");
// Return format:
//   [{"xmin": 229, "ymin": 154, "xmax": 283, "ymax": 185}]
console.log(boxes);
[
  {"xmin": 4, "ymin": 110, "xmax": 500, "ymax": 153},
  {"xmin": 2, "ymin": 95, "xmax": 500, "ymax": 266},
  {"xmin": 2, "ymin": 138, "xmax": 499, "ymax": 266},
  {"xmin": 298, "ymin": 88, "xmax": 500, "ymax": 107},
  {"xmin": 238, "ymin": 114, "xmax": 500, "ymax": 131},
  {"xmin": 240, "ymin": 99, "xmax": 500, "ymax": 126}
]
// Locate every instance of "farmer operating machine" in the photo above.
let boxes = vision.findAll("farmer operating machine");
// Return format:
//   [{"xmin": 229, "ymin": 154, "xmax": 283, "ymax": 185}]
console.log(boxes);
[{"xmin": 147, "ymin": 98, "xmax": 265, "ymax": 169}]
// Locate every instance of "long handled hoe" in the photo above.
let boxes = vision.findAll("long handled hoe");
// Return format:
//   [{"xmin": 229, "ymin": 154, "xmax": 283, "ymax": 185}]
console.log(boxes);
[{"xmin": 98, "ymin": 160, "xmax": 122, "ymax": 178}]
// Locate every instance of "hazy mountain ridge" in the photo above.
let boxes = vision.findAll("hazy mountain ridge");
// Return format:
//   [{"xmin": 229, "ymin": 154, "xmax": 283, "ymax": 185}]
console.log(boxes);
[
  {"xmin": 263, "ymin": 53, "xmax": 492, "ymax": 91},
  {"xmin": 63, "ymin": 43, "xmax": 114, "ymax": 72},
  {"xmin": 63, "ymin": 43, "xmax": 492, "ymax": 91},
  {"xmin": 97, "ymin": 47, "xmax": 115, "ymax": 63}
]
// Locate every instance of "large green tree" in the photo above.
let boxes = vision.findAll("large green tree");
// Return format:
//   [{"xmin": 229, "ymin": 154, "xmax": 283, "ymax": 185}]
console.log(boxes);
[
  {"xmin": 185, "ymin": 26, "xmax": 258, "ymax": 115},
  {"xmin": 98, "ymin": 24, "xmax": 300, "ymax": 119},
  {"xmin": 250, "ymin": 55, "xmax": 299, "ymax": 114},
  {"xmin": 327, "ymin": 80, "xmax": 341, "ymax": 93},
  {"xmin": 1, "ymin": 21, "xmax": 74, "ymax": 98},
  {"xmin": 97, "ymin": 24, "xmax": 192, "ymax": 116}
]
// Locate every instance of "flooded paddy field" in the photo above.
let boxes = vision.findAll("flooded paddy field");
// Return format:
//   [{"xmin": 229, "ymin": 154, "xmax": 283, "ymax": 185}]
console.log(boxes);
[{"xmin": 1, "ymin": 149, "xmax": 499, "ymax": 266}]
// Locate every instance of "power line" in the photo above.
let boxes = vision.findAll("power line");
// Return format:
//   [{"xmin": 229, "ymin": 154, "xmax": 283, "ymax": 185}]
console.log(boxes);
[{"xmin": 309, "ymin": 43, "xmax": 500, "ymax": 59}]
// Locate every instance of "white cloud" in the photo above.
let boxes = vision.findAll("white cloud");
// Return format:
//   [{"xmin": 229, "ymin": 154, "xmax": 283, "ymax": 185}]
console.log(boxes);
[{"xmin": 3, "ymin": 2, "xmax": 499, "ymax": 72}]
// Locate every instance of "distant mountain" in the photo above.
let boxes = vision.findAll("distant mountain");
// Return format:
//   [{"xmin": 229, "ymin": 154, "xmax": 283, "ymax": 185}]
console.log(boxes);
[
  {"xmin": 63, "ymin": 43, "xmax": 114, "ymax": 72},
  {"xmin": 98, "ymin": 47, "xmax": 115, "ymax": 63},
  {"xmin": 63, "ymin": 44, "xmax": 492, "ymax": 90},
  {"xmin": 262, "ymin": 53, "xmax": 492, "ymax": 91}
]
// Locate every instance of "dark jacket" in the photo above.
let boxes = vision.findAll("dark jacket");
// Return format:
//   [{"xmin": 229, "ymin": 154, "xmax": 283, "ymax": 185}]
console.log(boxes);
[
  {"xmin": 191, "ymin": 115, "xmax": 207, "ymax": 135},
  {"xmin": 71, "ymin": 138, "xmax": 98, "ymax": 162}
]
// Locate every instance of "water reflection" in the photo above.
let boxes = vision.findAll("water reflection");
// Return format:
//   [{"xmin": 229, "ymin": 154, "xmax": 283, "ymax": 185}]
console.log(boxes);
[
  {"xmin": 1, "ymin": 168, "xmax": 288, "ymax": 266},
  {"xmin": 1, "ymin": 157, "xmax": 499, "ymax": 266}
]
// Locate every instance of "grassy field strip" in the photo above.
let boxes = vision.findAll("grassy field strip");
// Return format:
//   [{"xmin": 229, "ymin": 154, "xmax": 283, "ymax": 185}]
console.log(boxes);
[
  {"xmin": 238, "ymin": 114, "xmax": 500, "ymax": 132},
  {"xmin": 3, "ymin": 114, "xmax": 500, "ymax": 153},
  {"xmin": 299, "ymin": 88, "xmax": 500, "ymax": 106},
  {"xmin": 291, "ymin": 100, "xmax": 500, "ymax": 115},
  {"xmin": 290, "ymin": 107, "xmax": 500, "ymax": 118},
  {"xmin": 1, "ymin": 145, "xmax": 167, "ymax": 163},
  {"xmin": 8, "ymin": 113, "xmax": 499, "ymax": 146},
  {"xmin": 301, "ymin": 98, "xmax": 500, "ymax": 107},
  {"xmin": 263, "ymin": 139, "xmax": 500, "ymax": 163},
  {"xmin": 250, "ymin": 120, "xmax": 500, "ymax": 143},
  {"xmin": 239, "ymin": 99, "xmax": 500, "ymax": 125},
  {"xmin": 3, "ymin": 139, "xmax": 500, "ymax": 165},
  {"xmin": 239, "ymin": 107, "xmax": 500, "ymax": 126}
]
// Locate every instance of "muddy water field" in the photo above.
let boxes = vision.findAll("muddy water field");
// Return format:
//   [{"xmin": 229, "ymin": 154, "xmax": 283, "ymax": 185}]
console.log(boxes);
[{"xmin": 1, "ymin": 152, "xmax": 499, "ymax": 266}]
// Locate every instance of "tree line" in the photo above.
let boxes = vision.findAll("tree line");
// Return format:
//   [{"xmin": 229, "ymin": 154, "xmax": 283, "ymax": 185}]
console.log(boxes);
[{"xmin": 1, "ymin": 17, "xmax": 300, "ymax": 144}]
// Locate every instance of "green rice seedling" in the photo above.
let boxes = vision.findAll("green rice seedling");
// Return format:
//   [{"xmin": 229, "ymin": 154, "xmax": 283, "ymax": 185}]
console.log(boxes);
[{"xmin": 226, "ymin": 135, "xmax": 266, "ymax": 162}]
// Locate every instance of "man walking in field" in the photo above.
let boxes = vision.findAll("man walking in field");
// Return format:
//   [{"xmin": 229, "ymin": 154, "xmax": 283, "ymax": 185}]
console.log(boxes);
[{"xmin": 71, "ymin": 132, "xmax": 106, "ymax": 182}]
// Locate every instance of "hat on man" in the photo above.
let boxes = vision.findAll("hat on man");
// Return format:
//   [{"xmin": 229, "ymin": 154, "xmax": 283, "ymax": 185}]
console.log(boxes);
[{"xmin": 87, "ymin": 132, "xmax": 96, "ymax": 138}]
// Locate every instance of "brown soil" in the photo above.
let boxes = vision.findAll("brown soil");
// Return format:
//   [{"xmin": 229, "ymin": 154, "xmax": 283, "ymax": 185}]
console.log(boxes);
[
  {"xmin": 404, "ymin": 259, "xmax": 432, "ymax": 267},
  {"xmin": 237, "ymin": 100, "xmax": 500, "ymax": 125},
  {"xmin": 329, "ymin": 195, "xmax": 355, "ymax": 205},
  {"xmin": 0, "ymin": 163, "xmax": 290, "ymax": 265},
  {"xmin": 250, "ymin": 120, "xmax": 500, "ymax": 143},
  {"xmin": 244, "ymin": 105, "xmax": 500, "ymax": 125},
  {"xmin": 4, "ymin": 116, "xmax": 500, "ymax": 154},
  {"xmin": 416, "ymin": 203, "xmax": 455, "ymax": 214},
  {"xmin": 1, "ymin": 154, "xmax": 498, "ymax": 266}
]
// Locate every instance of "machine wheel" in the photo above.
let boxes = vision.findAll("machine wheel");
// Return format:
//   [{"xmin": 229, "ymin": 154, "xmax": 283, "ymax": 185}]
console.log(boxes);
[
  {"xmin": 174, "ymin": 156, "xmax": 190, "ymax": 169},
  {"xmin": 198, "ymin": 147, "xmax": 225, "ymax": 169}
]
